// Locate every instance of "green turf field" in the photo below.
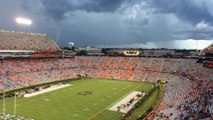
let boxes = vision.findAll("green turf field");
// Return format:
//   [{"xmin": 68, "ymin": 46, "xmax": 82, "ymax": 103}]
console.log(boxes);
[{"xmin": 0, "ymin": 79, "xmax": 154, "ymax": 120}]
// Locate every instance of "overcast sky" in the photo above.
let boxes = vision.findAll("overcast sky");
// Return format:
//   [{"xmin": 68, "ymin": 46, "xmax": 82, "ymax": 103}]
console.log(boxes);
[{"xmin": 0, "ymin": 0, "xmax": 212, "ymax": 49}]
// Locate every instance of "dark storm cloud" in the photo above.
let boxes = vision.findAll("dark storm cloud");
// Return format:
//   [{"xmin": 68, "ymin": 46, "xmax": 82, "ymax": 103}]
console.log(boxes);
[
  {"xmin": 148, "ymin": 0, "xmax": 213, "ymax": 25},
  {"xmin": 0, "ymin": 0, "xmax": 212, "ymax": 49},
  {"xmin": 39, "ymin": 0, "xmax": 125, "ymax": 20}
]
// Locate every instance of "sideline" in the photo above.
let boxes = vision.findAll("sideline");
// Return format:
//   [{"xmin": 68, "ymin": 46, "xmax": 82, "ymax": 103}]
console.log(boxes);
[
  {"xmin": 24, "ymin": 84, "xmax": 71, "ymax": 97},
  {"xmin": 108, "ymin": 91, "xmax": 144, "ymax": 113}
]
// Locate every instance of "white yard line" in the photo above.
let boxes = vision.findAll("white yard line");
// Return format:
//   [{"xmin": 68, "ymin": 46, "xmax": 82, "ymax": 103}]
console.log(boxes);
[
  {"xmin": 108, "ymin": 91, "xmax": 145, "ymax": 113},
  {"xmin": 23, "ymin": 84, "xmax": 71, "ymax": 98}
]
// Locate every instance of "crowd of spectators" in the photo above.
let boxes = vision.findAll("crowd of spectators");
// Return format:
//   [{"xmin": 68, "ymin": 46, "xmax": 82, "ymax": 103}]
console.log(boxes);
[
  {"xmin": 0, "ymin": 56, "xmax": 212, "ymax": 119},
  {"xmin": 0, "ymin": 58, "xmax": 78, "ymax": 91},
  {"xmin": 151, "ymin": 59, "xmax": 213, "ymax": 120},
  {"xmin": 0, "ymin": 30, "xmax": 60, "ymax": 52},
  {"xmin": 203, "ymin": 44, "xmax": 213, "ymax": 53}
]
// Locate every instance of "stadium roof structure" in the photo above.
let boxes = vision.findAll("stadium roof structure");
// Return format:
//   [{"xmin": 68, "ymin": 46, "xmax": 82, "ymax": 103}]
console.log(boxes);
[{"xmin": 0, "ymin": 30, "xmax": 61, "ymax": 52}]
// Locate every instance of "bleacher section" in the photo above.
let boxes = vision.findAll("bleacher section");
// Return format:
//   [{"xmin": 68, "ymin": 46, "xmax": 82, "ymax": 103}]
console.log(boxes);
[
  {"xmin": 0, "ymin": 30, "xmax": 60, "ymax": 52},
  {"xmin": 0, "ymin": 56, "xmax": 212, "ymax": 119},
  {"xmin": 1, "ymin": 30, "xmax": 212, "ymax": 119},
  {"xmin": 203, "ymin": 43, "xmax": 213, "ymax": 53}
]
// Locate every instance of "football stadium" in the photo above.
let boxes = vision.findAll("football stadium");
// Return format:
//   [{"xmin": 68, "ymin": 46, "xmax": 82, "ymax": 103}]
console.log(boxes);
[
  {"xmin": 1, "ymin": 1, "xmax": 213, "ymax": 120},
  {"xmin": 0, "ymin": 30, "xmax": 212, "ymax": 120}
]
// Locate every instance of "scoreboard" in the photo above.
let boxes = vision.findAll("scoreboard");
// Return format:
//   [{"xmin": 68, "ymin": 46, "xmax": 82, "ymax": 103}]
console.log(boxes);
[{"xmin": 123, "ymin": 50, "xmax": 140, "ymax": 56}]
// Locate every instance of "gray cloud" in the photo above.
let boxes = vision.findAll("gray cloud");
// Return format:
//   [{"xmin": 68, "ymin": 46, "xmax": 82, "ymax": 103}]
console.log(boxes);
[
  {"xmin": 25, "ymin": 0, "xmax": 213, "ymax": 47},
  {"xmin": 31, "ymin": 0, "xmax": 125, "ymax": 21},
  {"xmin": 0, "ymin": 0, "xmax": 212, "ymax": 49},
  {"xmin": 148, "ymin": 0, "xmax": 213, "ymax": 25}
]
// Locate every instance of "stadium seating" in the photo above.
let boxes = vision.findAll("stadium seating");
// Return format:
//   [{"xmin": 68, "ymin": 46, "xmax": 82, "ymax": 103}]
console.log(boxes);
[
  {"xmin": 0, "ymin": 56, "xmax": 212, "ymax": 119},
  {"xmin": 1, "ymin": 30, "xmax": 211, "ymax": 119},
  {"xmin": 0, "ymin": 30, "xmax": 60, "ymax": 52}
]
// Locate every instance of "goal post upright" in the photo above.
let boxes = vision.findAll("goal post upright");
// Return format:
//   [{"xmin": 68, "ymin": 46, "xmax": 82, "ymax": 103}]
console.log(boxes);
[
  {"xmin": 14, "ymin": 91, "xmax": 17, "ymax": 116},
  {"xmin": 3, "ymin": 91, "xmax": 5, "ymax": 113}
]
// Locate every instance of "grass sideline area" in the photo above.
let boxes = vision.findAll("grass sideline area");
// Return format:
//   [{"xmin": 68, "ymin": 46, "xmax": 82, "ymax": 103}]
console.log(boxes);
[
  {"xmin": 128, "ymin": 85, "xmax": 163, "ymax": 120},
  {"xmin": 0, "ymin": 79, "xmax": 158, "ymax": 120}
]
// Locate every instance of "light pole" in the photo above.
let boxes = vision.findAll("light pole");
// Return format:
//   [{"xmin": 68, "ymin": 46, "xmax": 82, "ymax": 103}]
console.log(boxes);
[
  {"xmin": 16, "ymin": 17, "xmax": 32, "ymax": 26},
  {"xmin": 15, "ymin": 17, "xmax": 32, "ymax": 32},
  {"xmin": 196, "ymin": 27, "xmax": 199, "ymax": 51},
  {"xmin": 14, "ymin": 17, "xmax": 31, "ymax": 117}
]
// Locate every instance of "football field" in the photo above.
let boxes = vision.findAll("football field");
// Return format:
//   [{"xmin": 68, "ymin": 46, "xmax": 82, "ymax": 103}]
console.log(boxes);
[{"xmin": 0, "ymin": 79, "xmax": 154, "ymax": 120}]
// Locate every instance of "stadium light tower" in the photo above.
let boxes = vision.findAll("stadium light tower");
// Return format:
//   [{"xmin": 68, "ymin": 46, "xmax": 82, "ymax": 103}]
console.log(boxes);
[
  {"xmin": 68, "ymin": 42, "xmax": 75, "ymax": 51},
  {"xmin": 15, "ymin": 17, "xmax": 32, "ymax": 32},
  {"xmin": 68, "ymin": 42, "xmax": 74, "ymax": 48},
  {"xmin": 15, "ymin": 17, "xmax": 32, "ymax": 26}
]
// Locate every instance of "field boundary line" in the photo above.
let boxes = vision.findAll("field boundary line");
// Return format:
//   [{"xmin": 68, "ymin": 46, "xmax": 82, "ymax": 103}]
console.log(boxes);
[
  {"xmin": 106, "ymin": 90, "xmax": 133, "ymax": 109},
  {"xmin": 88, "ymin": 84, "xmax": 143, "ymax": 120},
  {"xmin": 24, "ymin": 84, "xmax": 71, "ymax": 97},
  {"xmin": 108, "ymin": 91, "xmax": 144, "ymax": 113},
  {"xmin": 88, "ymin": 107, "xmax": 106, "ymax": 120}
]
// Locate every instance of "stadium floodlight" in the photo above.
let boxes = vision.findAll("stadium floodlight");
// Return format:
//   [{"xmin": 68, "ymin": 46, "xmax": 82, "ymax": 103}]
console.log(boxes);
[
  {"xmin": 68, "ymin": 42, "xmax": 74, "ymax": 47},
  {"xmin": 15, "ymin": 17, "xmax": 32, "ymax": 26}
]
